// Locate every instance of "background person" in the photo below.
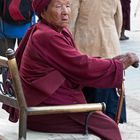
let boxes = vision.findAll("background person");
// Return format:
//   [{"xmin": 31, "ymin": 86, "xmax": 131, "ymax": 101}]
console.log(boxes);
[
  {"xmin": 0, "ymin": 18, "xmax": 35, "ymax": 56},
  {"xmin": 120, "ymin": 0, "xmax": 131, "ymax": 40},
  {"xmin": 70, "ymin": 0, "xmax": 126, "ymax": 123},
  {"xmin": 70, "ymin": 0, "xmax": 122, "ymax": 58},
  {"xmin": 0, "ymin": 0, "xmax": 35, "ymax": 57}
]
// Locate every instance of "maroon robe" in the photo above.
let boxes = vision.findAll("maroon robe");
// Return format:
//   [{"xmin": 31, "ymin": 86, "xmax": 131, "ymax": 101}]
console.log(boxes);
[
  {"xmin": 120, "ymin": 0, "xmax": 131, "ymax": 30},
  {"xmin": 4, "ymin": 21, "xmax": 123, "ymax": 139}
]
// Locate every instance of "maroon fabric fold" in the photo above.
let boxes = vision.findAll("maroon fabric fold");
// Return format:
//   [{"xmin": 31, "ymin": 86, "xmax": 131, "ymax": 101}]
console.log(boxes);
[
  {"xmin": 32, "ymin": 0, "xmax": 51, "ymax": 18},
  {"xmin": 2, "ymin": 25, "xmax": 36, "ymax": 122}
]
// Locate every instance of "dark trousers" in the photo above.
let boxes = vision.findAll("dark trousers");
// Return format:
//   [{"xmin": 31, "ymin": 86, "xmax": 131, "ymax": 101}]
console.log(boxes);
[{"xmin": 83, "ymin": 87, "xmax": 127, "ymax": 123}]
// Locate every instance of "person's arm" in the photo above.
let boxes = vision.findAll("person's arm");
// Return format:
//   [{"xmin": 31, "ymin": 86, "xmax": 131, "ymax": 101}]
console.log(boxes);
[
  {"xmin": 113, "ymin": 53, "xmax": 139, "ymax": 69},
  {"xmin": 69, "ymin": 0, "xmax": 80, "ymax": 37},
  {"xmin": 33, "ymin": 26, "xmax": 139, "ymax": 88},
  {"xmin": 114, "ymin": 0, "xmax": 123, "ymax": 37},
  {"xmin": 35, "ymin": 32, "xmax": 124, "ymax": 88}
]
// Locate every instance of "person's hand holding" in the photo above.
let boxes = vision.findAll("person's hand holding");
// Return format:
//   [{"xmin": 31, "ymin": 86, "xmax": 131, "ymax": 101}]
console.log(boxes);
[{"xmin": 113, "ymin": 53, "xmax": 139, "ymax": 69}]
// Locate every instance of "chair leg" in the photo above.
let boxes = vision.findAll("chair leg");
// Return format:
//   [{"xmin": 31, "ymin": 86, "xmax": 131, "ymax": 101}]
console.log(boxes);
[{"xmin": 18, "ymin": 109, "xmax": 27, "ymax": 140}]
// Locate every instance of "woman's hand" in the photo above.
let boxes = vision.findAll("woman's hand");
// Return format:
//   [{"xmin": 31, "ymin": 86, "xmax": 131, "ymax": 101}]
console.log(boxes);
[{"xmin": 113, "ymin": 53, "xmax": 139, "ymax": 69}]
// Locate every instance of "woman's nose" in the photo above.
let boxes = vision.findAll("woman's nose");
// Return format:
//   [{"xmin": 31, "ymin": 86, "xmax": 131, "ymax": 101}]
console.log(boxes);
[{"xmin": 61, "ymin": 5, "xmax": 69, "ymax": 14}]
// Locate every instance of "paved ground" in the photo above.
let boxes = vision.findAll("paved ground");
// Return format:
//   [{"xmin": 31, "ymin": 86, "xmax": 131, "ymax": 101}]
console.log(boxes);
[{"xmin": 0, "ymin": 1, "xmax": 140, "ymax": 140}]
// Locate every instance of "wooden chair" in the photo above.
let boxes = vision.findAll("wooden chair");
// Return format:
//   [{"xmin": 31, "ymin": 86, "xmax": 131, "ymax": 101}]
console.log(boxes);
[{"xmin": 0, "ymin": 48, "xmax": 106, "ymax": 140}]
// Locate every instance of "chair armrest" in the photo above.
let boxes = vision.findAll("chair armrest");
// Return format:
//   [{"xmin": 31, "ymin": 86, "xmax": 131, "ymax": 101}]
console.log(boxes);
[{"xmin": 27, "ymin": 103, "xmax": 106, "ymax": 115}]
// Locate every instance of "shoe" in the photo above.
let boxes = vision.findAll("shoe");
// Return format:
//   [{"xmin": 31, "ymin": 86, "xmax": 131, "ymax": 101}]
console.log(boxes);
[
  {"xmin": 124, "ymin": 36, "xmax": 129, "ymax": 40},
  {"xmin": 120, "ymin": 35, "xmax": 129, "ymax": 41}
]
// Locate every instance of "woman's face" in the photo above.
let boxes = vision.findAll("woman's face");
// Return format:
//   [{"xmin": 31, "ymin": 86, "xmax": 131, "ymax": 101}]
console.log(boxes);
[{"xmin": 41, "ymin": 0, "xmax": 71, "ymax": 28}]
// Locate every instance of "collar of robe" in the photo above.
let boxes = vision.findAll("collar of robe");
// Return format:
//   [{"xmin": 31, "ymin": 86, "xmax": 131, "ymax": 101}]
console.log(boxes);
[{"xmin": 41, "ymin": 19, "xmax": 64, "ymax": 33}]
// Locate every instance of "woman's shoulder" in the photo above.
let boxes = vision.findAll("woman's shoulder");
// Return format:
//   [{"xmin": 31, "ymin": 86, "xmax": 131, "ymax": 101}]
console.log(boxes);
[
  {"xmin": 32, "ymin": 22, "xmax": 60, "ymax": 44},
  {"xmin": 35, "ymin": 22, "xmax": 71, "ymax": 39},
  {"xmin": 37, "ymin": 22, "xmax": 58, "ymax": 35}
]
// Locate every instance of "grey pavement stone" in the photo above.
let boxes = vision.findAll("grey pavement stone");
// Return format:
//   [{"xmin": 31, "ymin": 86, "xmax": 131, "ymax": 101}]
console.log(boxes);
[{"xmin": 119, "ymin": 108, "xmax": 140, "ymax": 140}]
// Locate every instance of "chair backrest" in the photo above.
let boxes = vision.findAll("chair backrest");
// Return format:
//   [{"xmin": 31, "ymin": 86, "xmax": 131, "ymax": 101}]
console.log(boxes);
[{"xmin": 0, "ymin": 48, "xmax": 27, "ymax": 110}]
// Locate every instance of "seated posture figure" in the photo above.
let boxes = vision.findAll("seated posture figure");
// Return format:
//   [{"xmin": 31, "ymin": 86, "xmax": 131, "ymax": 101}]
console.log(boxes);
[{"xmin": 4, "ymin": 0, "xmax": 139, "ymax": 140}]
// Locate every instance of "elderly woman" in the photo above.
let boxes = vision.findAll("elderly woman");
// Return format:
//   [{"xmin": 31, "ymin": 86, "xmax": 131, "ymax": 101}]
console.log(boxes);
[{"xmin": 6, "ymin": 0, "xmax": 138, "ymax": 139}]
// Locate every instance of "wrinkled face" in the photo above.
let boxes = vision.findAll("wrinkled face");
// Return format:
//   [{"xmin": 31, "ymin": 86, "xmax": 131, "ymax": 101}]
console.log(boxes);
[{"xmin": 41, "ymin": 0, "xmax": 71, "ymax": 28}]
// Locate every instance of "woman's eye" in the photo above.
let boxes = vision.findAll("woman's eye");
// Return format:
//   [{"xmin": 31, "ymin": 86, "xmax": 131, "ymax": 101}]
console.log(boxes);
[
  {"xmin": 56, "ymin": 5, "xmax": 62, "ymax": 8},
  {"xmin": 55, "ymin": 3, "xmax": 71, "ymax": 9},
  {"xmin": 66, "ymin": 4, "xmax": 70, "ymax": 8}
]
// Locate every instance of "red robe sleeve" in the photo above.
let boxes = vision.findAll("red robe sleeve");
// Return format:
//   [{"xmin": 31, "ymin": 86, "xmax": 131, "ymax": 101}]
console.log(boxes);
[{"xmin": 32, "ymin": 26, "xmax": 123, "ymax": 88}]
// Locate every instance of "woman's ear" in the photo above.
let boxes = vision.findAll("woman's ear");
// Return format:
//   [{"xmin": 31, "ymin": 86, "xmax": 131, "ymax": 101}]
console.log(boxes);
[{"xmin": 40, "ymin": 9, "xmax": 47, "ymax": 19}]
